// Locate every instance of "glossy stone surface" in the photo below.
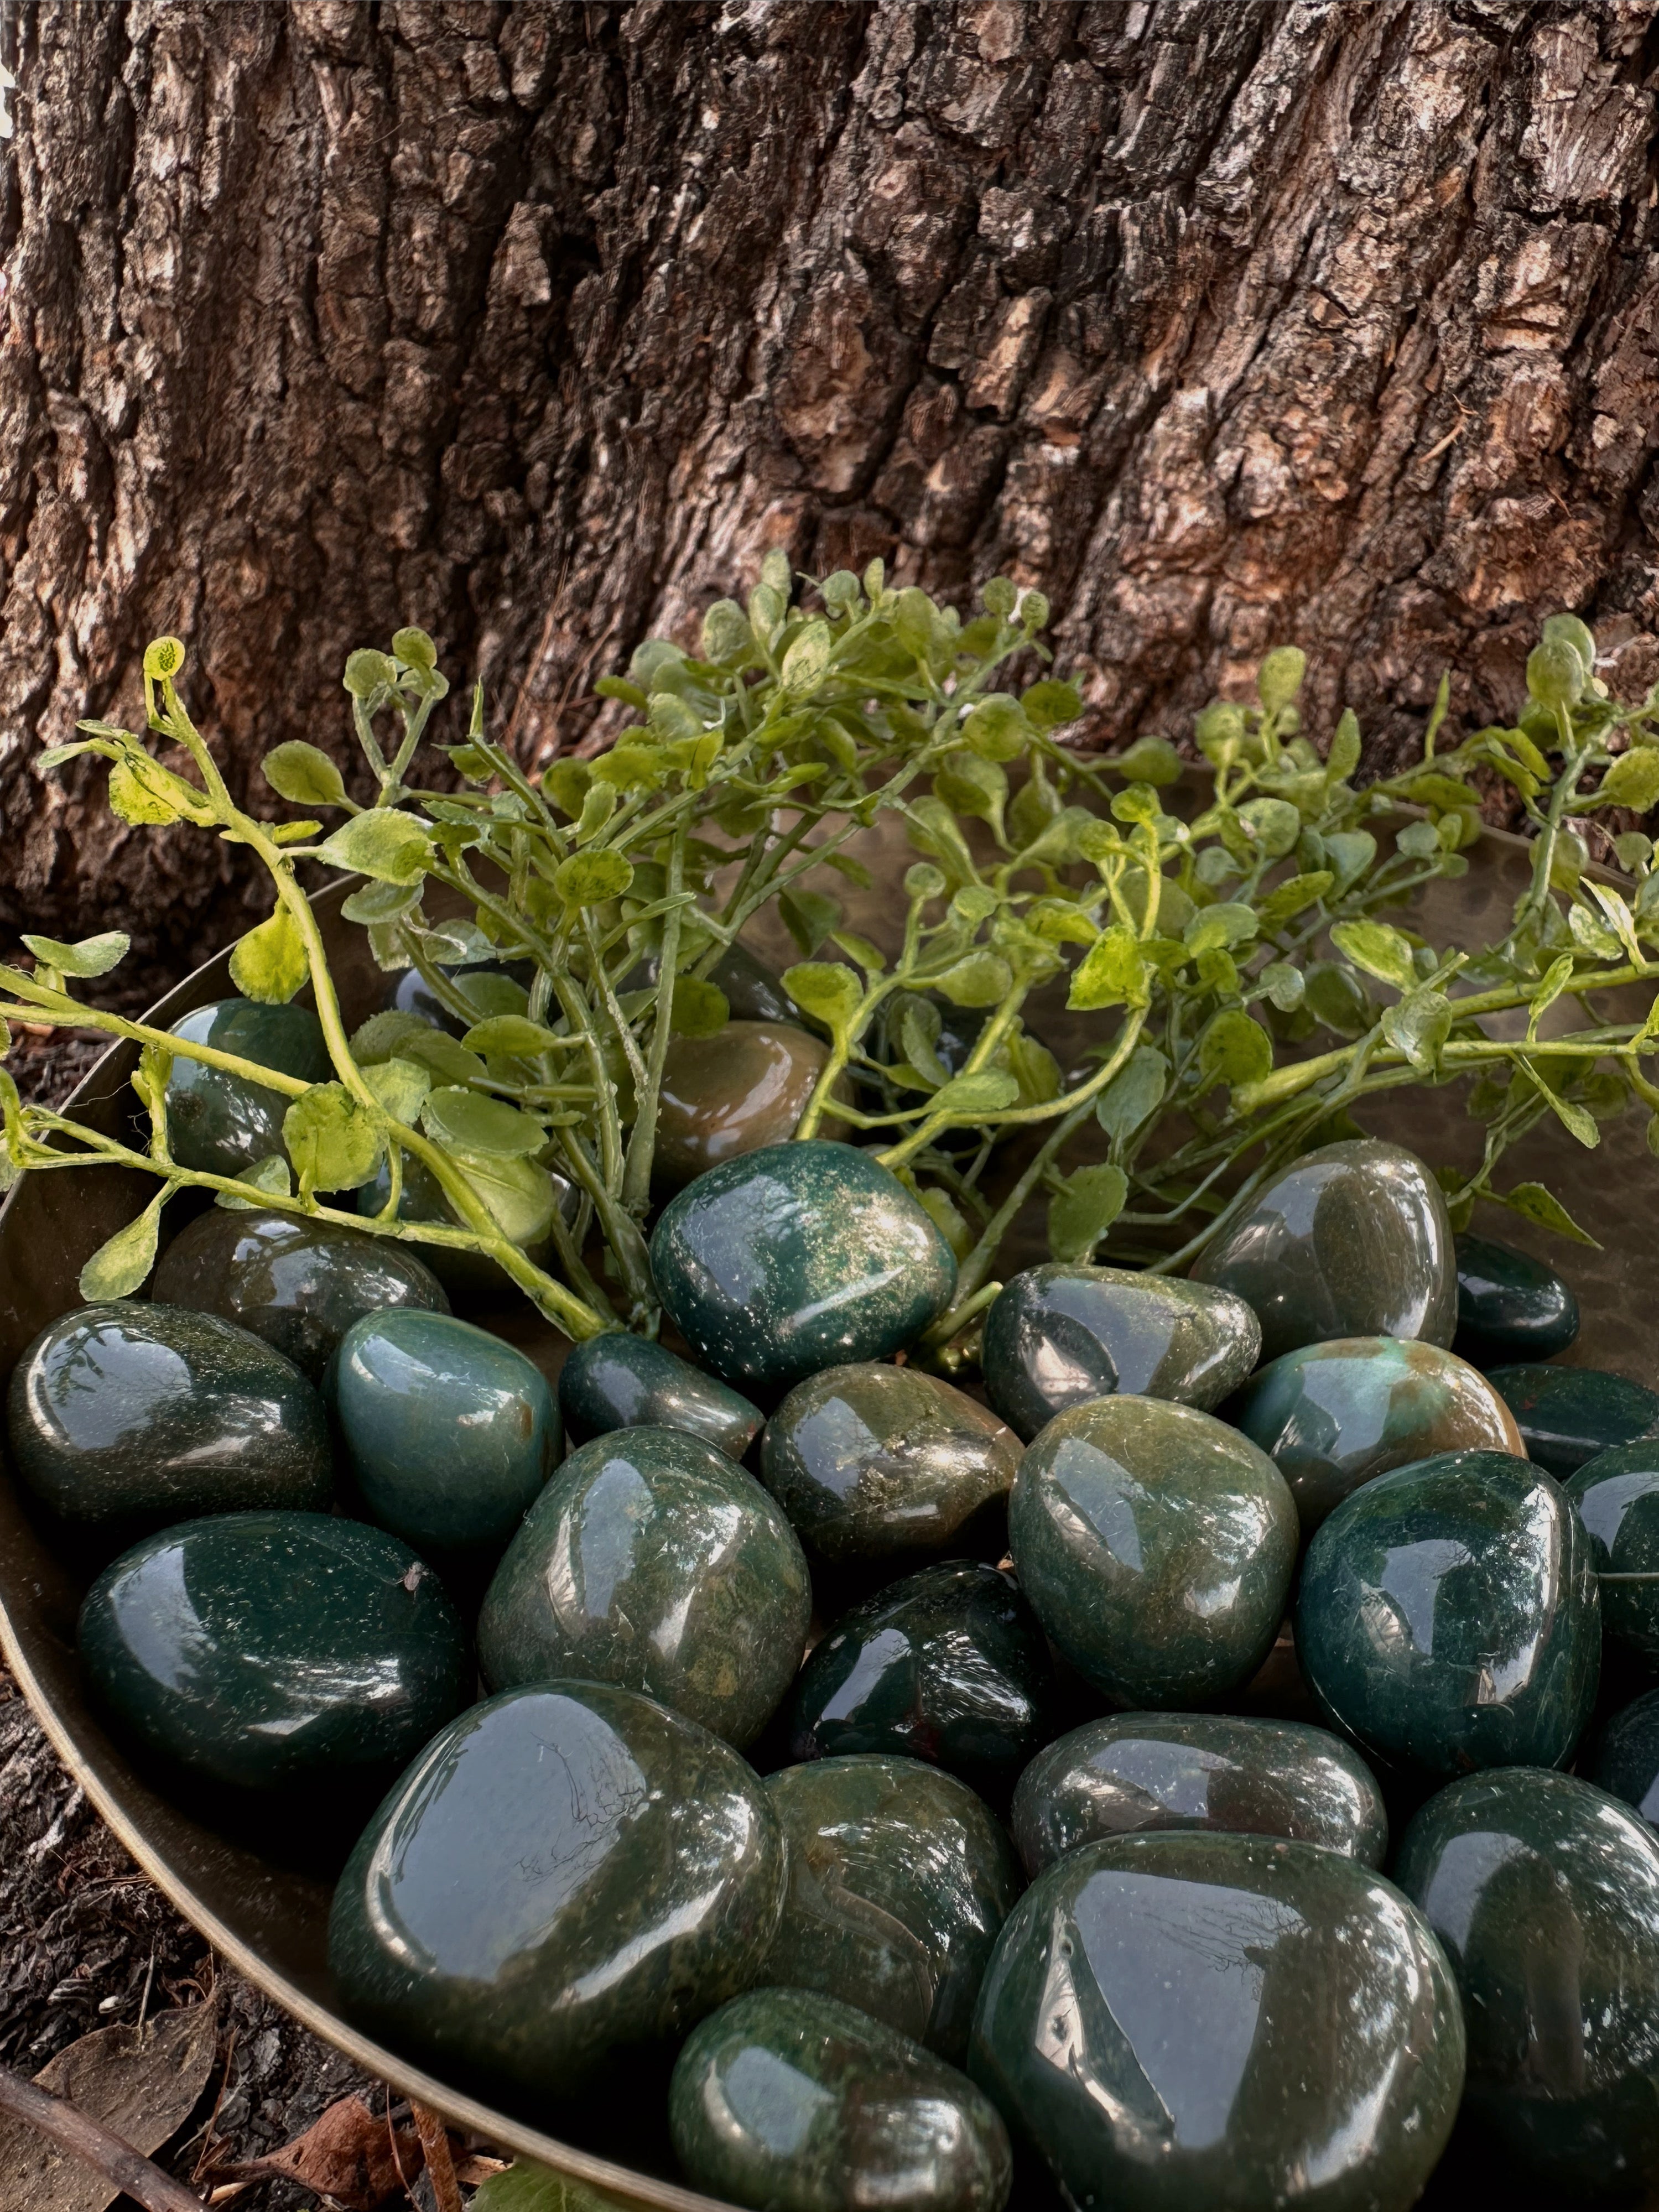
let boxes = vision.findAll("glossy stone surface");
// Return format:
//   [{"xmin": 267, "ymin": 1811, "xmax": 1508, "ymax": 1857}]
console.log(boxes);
[
  {"xmin": 982, "ymin": 1264, "xmax": 1261, "ymax": 1441},
  {"xmin": 1296, "ymin": 1449, "xmax": 1600, "ymax": 1778},
  {"xmin": 1396, "ymin": 1766, "xmax": 1659, "ymax": 2194},
  {"xmin": 1008, "ymin": 1397, "xmax": 1298, "ymax": 1708},
  {"xmin": 761, "ymin": 1363, "xmax": 1018, "ymax": 1566},
  {"xmin": 762, "ymin": 1755, "xmax": 1023, "ymax": 2063},
  {"xmin": 559, "ymin": 1331, "xmax": 762, "ymax": 1459},
  {"xmin": 477, "ymin": 1425, "xmax": 810, "ymax": 1747},
  {"xmin": 968, "ymin": 1831, "xmax": 1464, "ymax": 2212},
  {"xmin": 1592, "ymin": 1687, "xmax": 1659, "ymax": 1827},
  {"xmin": 670, "ymin": 1987, "xmax": 1012, "ymax": 2212},
  {"xmin": 1009, "ymin": 1713, "xmax": 1388, "ymax": 1876},
  {"xmin": 1567, "ymin": 1440, "xmax": 1659, "ymax": 1660},
  {"xmin": 651, "ymin": 1141, "xmax": 958, "ymax": 1397},
  {"xmin": 152, "ymin": 1208, "xmax": 449, "ymax": 1381},
  {"xmin": 329, "ymin": 1680, "xmax": 786, "ymax": 2112},
  {"xmin": 784, "ymin": 1563, "xmax": 1057, "ymax": 1799},
  {"xmin": 1453, "ymin": 1231, "xmax": 1580, "ymax": 1368},
  {"xmin": 7, "ymin": 1302, "xmax": 332, "ymax": 1527},
  {"xmin": 1487, "ymin": 1360, "xmax": 1659, "ymax": 1479},
  {"xmin": 379, "ymin": 959, "xmax": 534, "ymax": 1037},
  {"xmin": 79, "ymin": 1511, "xmax": 468, "ymax": 1792},
  {"xmin": 1190, "ymin": 1137, "xmax": 1458, "ymax": 1363},
  {"xmin": 1226, "ymin": 1333, "xmax": 1523, "ymax": 1532},
  {"xmin": 165, "ymin": 1000, "xmax": 331, "ymax": 1178},
  {"xmin": 330, "ymin": 1310, "xmax": 559, "ymax": 1553},
  {"xmin": 656, "ymin": 1021, "xmax": 834, "ymax": 1188}
]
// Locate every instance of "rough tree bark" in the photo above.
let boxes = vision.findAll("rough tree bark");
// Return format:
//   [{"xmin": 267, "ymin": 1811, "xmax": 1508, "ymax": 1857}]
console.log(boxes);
[{"xmin": 3, "ymin": 0, "xmax": 1659, "ymax": 962}]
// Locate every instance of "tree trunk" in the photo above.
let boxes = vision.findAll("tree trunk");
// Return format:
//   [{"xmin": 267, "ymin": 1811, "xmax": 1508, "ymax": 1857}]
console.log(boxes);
[{"xmin": 4, "ymin": 0, "xmax": 1659, "ymax": 964}]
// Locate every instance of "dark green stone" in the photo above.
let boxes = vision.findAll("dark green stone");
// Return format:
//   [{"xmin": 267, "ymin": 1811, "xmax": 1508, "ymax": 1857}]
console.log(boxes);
[
  {"xmin": 164, "ymin": 1000, "xmax": 330, "ymax": 1178},
  {"xmin": 1226, "ymin": 1333, "xmax": 1524, "ymax": 1532},
  {"xmin": 1487, "ymin": 1361, "xmax": 1659, "ymax": 1479},
  {"xmin": 761, "ymin": 1363, "xmax": 1018, "ymax": 1566},
  {"xmin": 559, "ymin": 1332, "xmax": 762, "ymax": 1460},
  {"xmin": 79, "ymin": 1511, "xmax": 467, "ymax": 1792},
  {"xmin": 1009, "ymin": 1713, "xmax": 1388, "ymax": 1876},
  {"xmin": 982, "ymin": 1264, "xmax": 1261, "ymax": 1441},
  {"xmin": 152, "ymin": 1208, "xmax": 449, "ymax": 1381},
  {"xmin": 1592, "ymin": 1687, "xmax": 1659, "ymax": 1827},
  {"xmin": 355, "ymin": 1148, "xmax": 571, "ymax": 1300},
  {"xmin": 968, "ymin": 1831, "xmax": 1464, "ymax": 2211},
  {"xmin": 670, "ymin": 1987, "xmax": 1012, "ymax": 2212},
  {"xmin": 1008, "ymin": 1397, "xmax": 1297, "ymax": 1708},
  {"xmin": 331, "ymin": 1309, "xmax": 559, "ymax": 1553},
  {"xmin": 762, "ymin": 1755, "xmax": 1023, "ymax": 2063},
  {"xmin": 329, "ymin": 1680, "xmax": 786, "ymax": 2114},
  {"xmin": 1396, "ymin": 1766, "xmax": 1659, "ymax": 2194},
  {"xmin": 1453, "ymin": 1231, "xmax": 1580, "ymax": 1368},
  {"xmin": 1567, "ymin": 1441, "xmax": 1659, "ymax": 1660},
  {"xmin": 1190, "ymin": 1137, "xmax": 1457, "ymax": 1363},
  {"xmin": 6, "ymin": 1302, "xmax": 332, "ymax": 1527},
  {"xmin": 477, "ymin": 1425, "xmax": 810, "ymax": 1748},
  {"xmin": 1296, "ymin": 1449, "xmax": 1601, "ymax": 1778},
  {"xmin": 650, "ymin": 1142, "xmax": 957, "ymax": 1397},
  {"xmin": 784, "ymin": 1562, "xmax": 1057, "ymax": 1800}
]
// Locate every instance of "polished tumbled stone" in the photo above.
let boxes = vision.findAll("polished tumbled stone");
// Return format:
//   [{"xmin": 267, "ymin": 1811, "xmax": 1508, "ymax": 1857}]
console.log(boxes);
[
  {"xmin": 1009, "ymin": 1712, "xmax": 1388, "ymax": 1876},
  {"xmin": 165, "ymin": 999, "xmax": 331, "ymax": 1179},
  {"xmin": 762, "ymin": 1755, "xmax": 1023, "ymax": 2064},
  {"xmin": 1592, "ymin": 1687, "xmax": 1659, "ymax": 1827},
  {"xmin": 761, "ymin": 1363, "xmax": 1018, "ymax": 1566},
  {"xmin": 1190, "ymin": 1137, "xmax": 1457, "ymax": 1362},
  {"xmin": 1486, "ymin": 1361, "xmax": 1659, "ymax": 1479},
  {"xmin": 79, "ymin": 1511, "xmax": 468, "ymax": 1792},
  {"xmin": 153, "ymin": 1208, "xmax": 449, "ymax": 1381},
  {"xmin": 559, "ymin": 1332, "xmax": 762, "ymax": 1460},
  {"xmin": 656, "ymin": 1021, "xmax": 835, "ymax": 1188},
  {"xmin": 651, "ymin": 1141, "xmax": 958, "ymax": 1397},
  {"xmin": 331, "ymin": 1309, "xmax": 559, "ymax": 1553},
  {"xmin": 1567, "ymin": 1440, "xmax": 1659, "ymax": 1659},
  {"xmin": 670, "ymin": 1987, "xmax": 1012, "ymax": 2212},
  {"xmin": 1396, "ymin": 1766, "xmax": 1659, "ymax": 2194},
  {"xmin": 969, "ymin": 1830, "xmax": 1464, "ymax": 2212},
  {"xmin": 1453, "ymin": 1231, "xmax": 1580, "ymax": 1367},
  {"xmin": 329, "ymin": 1680, "xmax": 786, "ymax": 2114},
  {"xmin": 477, "ymin": 1425, "xmax": 810, "ymax": 1748},
  {"xmin": 982, "ymin": 1264, "xmax": 1261, "ymax": 1441},
  {"xmin": 784, "ymin": 1562, "xmax": 1057, "ymax": 1800},
  {"xmin": 1226, "ymin": 1333, "xmax": 1523, "ymax": 1531},
  {"xmin": 7, "ymin": 1302, "xmax": 332, "ymax": 1527},
  {"xmin": 1297, "ymin": 1449, "xmax": 1600, "ymax": 1778},
  {"xmin": 1008, "ymin": 1396, "xmax": 1298, "ymax": 1707}
]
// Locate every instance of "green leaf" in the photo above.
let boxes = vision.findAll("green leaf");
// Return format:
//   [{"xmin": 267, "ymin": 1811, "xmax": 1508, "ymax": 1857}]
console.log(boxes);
[
  {"xmin": 1048, "ymin": 1163, "xmax": 1128, "ymax": 1264},
  {"xmin": 398, "ymin": 1029, "xmax": 488, "ymax": 1086},
  {"xmin": 543, "ymin": 761, "xmax": 592, "ymax": 818},
  {"xmin": 37, "ymin": 740, "xmax": 100, "ymax": 770},
  {"xmin": 781, "ymin": 617, "xmax": 834, "ymax": 693},
  {"xmin": 1068, "ymin": 925, "xmax": 1147, "ymax": 1012},
  {"xmin": 916, "ymin": 1184, "xmax": 972, "ymax": 1259},
  {"xmin": 315, "ymin": 810, "xmax": 433, "ymax": 886},
  {"xmin": 392, "ymin": 625, "xmax": 438, "ymax": 672},
  {"xmin": 214, "ymin": 1155, "xmax": 294, "ymax": 1211},
  {"xmin": 1109, "ymin": 736, "xmax": 1183, "ymax": 787},
  {"xmin": 927, "ymin": 1068, "xmax": 1020, "ymax": 1118},
  {"xmin": 420, "ymin": 1085, "xmax": 547, "ymax": 1159},
  {"xmin": 1259, "ymin": 962, "xmax": 1304, "ymax": 1011},
  {"xmin": 669, "ymin": 979, "xmax": 730, "ymax": 1037},
  {"xmin": 283, "ymin": 1084, "xmax": 384, "ymax": 1193},
  {"xmin": 343, "ymin": 648, "xmax": 396, "ymax": 699},
  {"xmin": 934, "ymin": 951, "xmax": 1013, "ymax": 1008},
  {"xmin": 22, "ymin": 930, "xmax": 130, "ymax": 980},
  {"xmin": 934, "ymin": 751, "xmax": 1007, "ymax": 839},
  {"xmin": 1327, "ymin": 707, "xmax": 1361, "ymax": 781},
  {"xmin": 143, "ymin": 636, "xmax": 186, "ymax": 681},
  {"xmin": 340, "ymin": 879, "xmax": 422, "ymax": 927},
  {"xmin": 1381, "ymin": 988, "xmax": 1452, "ymax": 1071},
  {"xmin": 1197, "ymin": 1009, "xmax": 1273, "ymax": 1092},
  {"xmin": 449, "ymin": 1152, "xmax": 561, "ymax": 1250},
  {"xmin": 784, "ymin": 961, "xmax": 862, "ymax": 1034},
  {"xmin": 78, "ymin": 1184, "xmax": 173, "ymax": 1300},
  {"xmin": 1236, "ymin": 797, "xmax": 1301, "ymax": 860},
  {"xmin": 780, "ymin": 888, "xmax": 842, "ymax": 958},
  {"xmin": 460, "ymin": 1016, "xmax": 564, "ymax": 1058},
  {"xmin": 1183, "ymin": 903, "xmax": 1258, "ymax": 955},
  {"xmin": 829, "ymin": 930, "xmax": 887, "ymax": 973},
  {"xmin": 1596, "ymin": 748, "xmax": 1659, "ymax": 812},
  {"xmin": 263, "ymin": 741, "xmax": 347, "ymax": 807},
  {"xmin": 1021, "ymin": 679, "xmax": 1083, "ymax": 730},
  {"xmin": 109, "ymin": 757, "xmax": 185, "ymax": 824},
  {"xmin": 228, "ymin": 903, "xmax": 308, "ymax": 1004},
  {"xmin": 1096, "ymin": 1045, "xmax": 1169, "ymax": 1146},
  {"xmin": 1520, "ymin": 1062, "xmax": 1600, "ymax": 1149},
  {"xmin": 1494, "ymin": 1179, "xmax": 1601, "ymax": 1248},
  {"xmin": 1257, "ymin": 647, "xmax": 1306, "ymax": 713},
  {"xmin": 556, "ymin": 850, "xmax": 635, "ymax": 907},
  {"xmin": 350, "ymin": 1010, "xmax": 435, "ymax": 1064},
  {"xmin": 359, "ymin": 1058, "xmax": 431, "ymax": 1123},
  {"xmin": 958, "ymin": 695, "xmax": 1028, "ymax": 763},
  {"xmin": 470, "ymin": 2158, "xmax": 633, "ymax": 2212},
  {"xmin": 1255, "ymin": 870, "xmax": 1333, "ymax": 932},
  {"xmin": 1329, "ymin": 919, "xmax": 1417, "ymax": 991}
]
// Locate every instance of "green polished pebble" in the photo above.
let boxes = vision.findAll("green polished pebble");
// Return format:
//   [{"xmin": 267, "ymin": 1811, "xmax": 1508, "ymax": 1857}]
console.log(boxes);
[
  {"xmin": 1487, "ymin": 1360, "xmax": 1659, "ymax": 1479},
  {"xmin": 1453, "ymin": 1231, "xmax": 1580, "ymax": 1368},
  {"xmin": 1226, "ymin": 1333, "xmax": 1524, "ymax": 1532},
  {"xmin": 477, "ymin": 1425, "xmax": 810, "ymax": 1748},
  {"xmin": 6, "ymin": 1302, "xmax": 332, "ymax": 1527},
  {"xmin": 1008, "ymin": 1396, "xmax": 1298, "ymax": 1708},
  {"xmin": 330, "ymin": 1309, "xmax": 559, "ymax": 1554},
  {"xmin": 1009, "ymin": 1712, "xmax": 1388, "ymax": 1876},
  {"xmin": 650, "ymin": 1142, "xmax": 958, "ymax": 1397},
  {"xmin": 670, "ymin": 1987, "xmax": 1012, "ymax": 2212},
  {"xmin": 784, "ymin": 1562, "xmax": 1057, "ymax": 1799},
  {"xmin": 1567, "ymin": 1441, "xmax": 1659, "ymax": 1659},
  {"xmin": 79, "ymin": 1511, "xmax": 468, "ymax": 1792},
  {"xmin": 329, "ymin": 1680, "xmax": 786, "ymax": 2114},
  {"xmin": 656, "ymin": 1022, "xmax": 836, "ymax": 1189},
  {"xmin": 1190, "ymin": 1137, "xmax": 1458, "ymax": 1363},
  {"xmin": 152, "ymin": 1207, "xmax": 449, "ymax": 1381},
  {"xmin": 164, "ymin": 998, "xmax": 330, "ymax": 1178},
  {"xmin": 1592, "ymin": 1687, "xmax": 1659, "ymax": 1827},
  {"xmin": 761, "ymin": 1363, "xmax": 1019, "ymax": 1566},
  {"xmin": 1296, "ymin": 1450, "xmax": 1600, "ymax": 1778},
  {"xmin": 559, "ymin": 1332, "xmax": 762, "ymax": 1460},
  {"xmin": 968, "ymin": 1830, "xmax": 1464, "ymax": 2212},
  {"xmin": 762, "ymin": 1755, "xmax": 1023, "ymax": 2063},
  {"xmin": 981, "ymin": 1264, "xmax": 1261, "ymax": 1441},
  {"xmin": 1396, "ymin": 1766, "xmax": 1659, "ymax": 2194}
]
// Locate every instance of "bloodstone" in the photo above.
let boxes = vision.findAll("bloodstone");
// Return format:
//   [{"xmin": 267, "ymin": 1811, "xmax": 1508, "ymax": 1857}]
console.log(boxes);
[
  {"xmin": 477, "ymin": 1425, "xmax": 810, "ymax": 1748},
  {"xmin": 1452, "ymin": 1232, "xmax": 1579, "ymax": 1367},
  {"xmin": 1190, "ymin": 1137, "xmax": 1457, "ymax": 1362},
  {"xmin": 1486, "ymin": 1361, "xmax": 1659, "ymax": 1479},
  {"xmin": 559, "ymin": 1332, "xmax": 762, "ymax": 1460},
  {"xmin": 670, "ymin": 1988, "xmax": 1012, "ymax": 2212},
  {"xmin": 1296, "ymin": 1449, "xmax": 1600, "ymax": 1778},
  {"xmin": 656, "ymin": 1022, "xmax": 836, "ymax": 1188},
  {"xmin": 1009, "ymin": 1713, "xmax": 1388, "ymax": 1876},
  {"xmin": 1592, "ymin": 1687, "xmax": 1659, "ymax": 1828},
  {"xmin": 1566, "ymin": 1441, "xmax": 1659, "ymax": 1659},
  {"xmin": 164, "ymin": 999, "xmax": 330, "ymax": 1178},
  {"xmin": 968, "ymin": 1831, "xmax": 1464, "ymax": 2212},
  {"xmin": 981, "ymin": 1264, "xmax": 1261, "ymax": 1441}
]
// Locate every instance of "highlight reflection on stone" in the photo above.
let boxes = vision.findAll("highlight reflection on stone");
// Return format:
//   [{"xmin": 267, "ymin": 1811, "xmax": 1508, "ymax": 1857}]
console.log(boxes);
[
  {"xmin": 164, "ymin": 999, "xmax": 330, "ymax": 1178},
  {"xmin": 1566, "ymin": 1440, "xmax": 1659, "ymax": 1659},
  {"xmin": 1486, "ymin": 1361, "xmax": 1659, "ymax": 1479}
]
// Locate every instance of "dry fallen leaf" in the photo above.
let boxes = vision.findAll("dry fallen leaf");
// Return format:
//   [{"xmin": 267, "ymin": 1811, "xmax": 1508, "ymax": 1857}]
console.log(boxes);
[
  {"xmin": 0, "ymin": 2005, "xmax": 217, "ymax": 2212},
  {"xmin": 210, "ymin": 2092, "xmax": 424, "ymax": 2210}
]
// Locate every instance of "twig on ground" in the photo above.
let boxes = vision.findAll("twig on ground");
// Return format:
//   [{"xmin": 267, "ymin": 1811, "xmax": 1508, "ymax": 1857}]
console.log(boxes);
[
  {"xmin": 0, "ymin": 2059, "xmax": 203, "ymax": 2211},
  {"xmin": 412, "ymin": 2101, "xmax": 465, "ymax": 2212}
]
